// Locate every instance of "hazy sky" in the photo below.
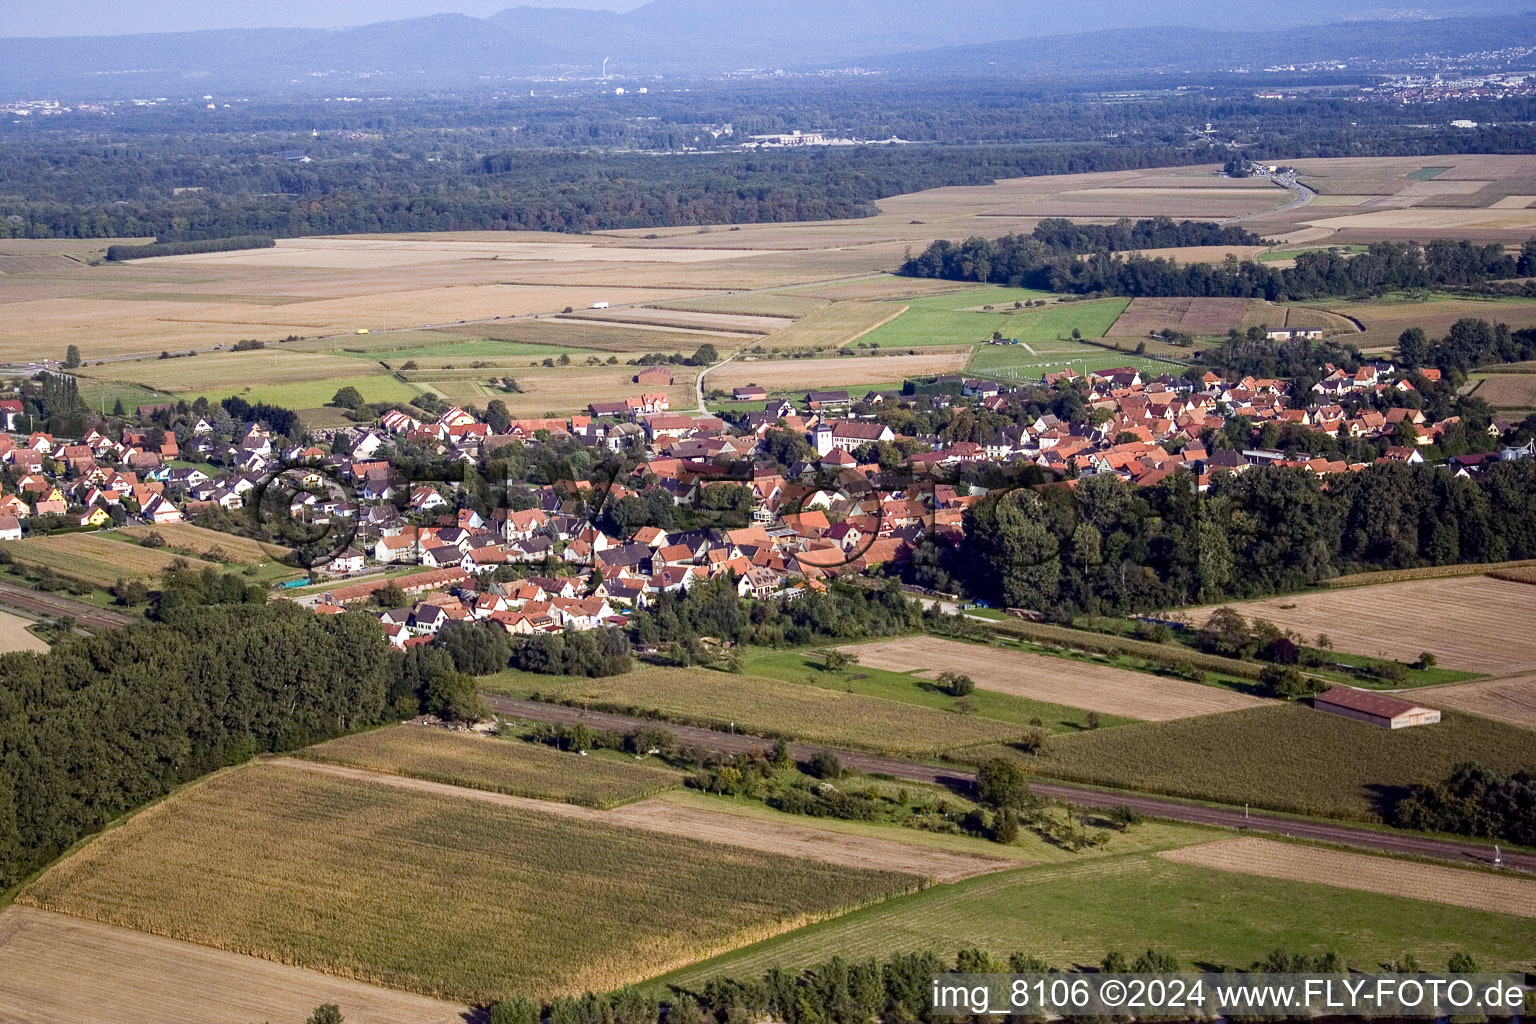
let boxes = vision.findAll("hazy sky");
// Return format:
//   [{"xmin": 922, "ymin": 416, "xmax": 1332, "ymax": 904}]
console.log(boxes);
[{"xmin": 1, "ymin": 0, "xmax": 649, "ymax": 37}]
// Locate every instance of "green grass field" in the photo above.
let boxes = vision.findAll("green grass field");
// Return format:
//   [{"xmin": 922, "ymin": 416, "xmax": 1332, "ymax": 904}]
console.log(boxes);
[
  {"xmin": 23, "ymin": 764, "xmax": 918, "ymax": 1003},
  {"xmin": 858, "ymin": 296, "xmax": 1130, "ymax": 351},
  {"xmin": 189, "ymin": 373, "xmax": 420, "ymax": 408},
  {"xmin": 299, "ymin": 725, "xmax": 681, "ymax": 808},
  {"xmin": 650, "ymin": 852, "xmax": 1535, "ymax": 990},
  {"xmin": 964, "ymin": 348, "xmax": 1179, "ymax": 377},
  {"xmin": 975, "ymin": 703, "xmax": 1536, "ymax": 822},
  {"xmin": 480, "ymin": 665, "xmax": 1030, "ymax": 758},
  {"xmin": 738, "ymin": 649, "xmax": 1135, "ymax": 732}
]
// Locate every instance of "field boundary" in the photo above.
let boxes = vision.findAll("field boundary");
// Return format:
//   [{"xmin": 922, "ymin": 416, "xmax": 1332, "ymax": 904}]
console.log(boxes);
[{"xmin": 1324, "ymin": 559, "xmax": 1536, "ymax": 588}]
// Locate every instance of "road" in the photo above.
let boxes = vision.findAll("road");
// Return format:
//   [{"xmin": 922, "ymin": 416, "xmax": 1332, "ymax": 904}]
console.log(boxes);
[
  {"xmin": 487, "ymin": 695, "xmax": 1536, "ymax": 874},
  {"xmin": 695, "ymin": 351, "xmax": 737, "ymax": 414},
  {"xmin": 0, "ymin": 579, "xmax": 135, "ymax": 631}
]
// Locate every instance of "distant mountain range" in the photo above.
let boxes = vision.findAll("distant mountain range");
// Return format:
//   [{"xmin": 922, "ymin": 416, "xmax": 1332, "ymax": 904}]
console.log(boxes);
[{"xmin": 0, "ymin": 0, "xmax": 1529, "ymax": 99}]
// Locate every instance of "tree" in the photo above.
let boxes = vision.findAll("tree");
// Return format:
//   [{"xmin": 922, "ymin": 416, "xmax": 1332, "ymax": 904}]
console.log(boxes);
[
  {"xmin": 331, "ymin": 386, "xmax": 365, "ymax": 410},
  {"xmin": 484, "ymin": 399, "xmax": 511, "ymax": 433},
  {"xmin": 374, "ymin": 582, "xmax": 407, "ymax": 608},
  {"xmin": 139, "ymin": 530, "xmax": 167, "ymax": 549},
  {"xmin": 1397, "ymin": 327, "xmax": 1430, "ymax": 367},
  {"xmin": 489, "ymin": 995, "xmax": 540, "ymax": 1024},
  {"xmin": 111, "ymin": 397, "xmax": 125, "ymax": 417},
  {"xmin": 63, "ymin": 345, "xmax": 81, "ymax": 369},
  {"xmin": 804, "ymin": 750, "xmax": 844, "ymax": 779},
  {"xmin": 307, "ymin": 1006, "xmax": 344, "ymax": 1024},
  {"xmin": 420, "ymin": 669, "xmax": 488, "ymax": 722},
  {"xmin": 1416, "ymin": 651, "xmax": 1437, "ymax": 670},
  {"xmin": 937, "ymin": 671, "xmax": 975, "ymax": 697},
  {"xmin": 975, "ymin": 758, "xmax": 1032, "ymax": 810},
  {"xmin": 690, "ymin": 342, "xmax": 719, "ymax": 366}
]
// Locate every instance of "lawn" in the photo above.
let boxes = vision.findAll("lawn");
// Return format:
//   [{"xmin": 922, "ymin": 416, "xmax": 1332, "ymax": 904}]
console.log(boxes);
[
  {"xmin": 738, "ymin": 648, "xmax": 1135, "ymax": 733},
  {"xmin": 858, "ymin": 297, "xmax": 1130, "ymax": 350},
  {"xmin": 650, "ymin": 851, "xmax": 1535, "ymax": 990},
  {"xmin": 299, "ymin": 725, "xmax": 682, "ymax": 808},
  {"xmin": 973, "ymin": 703, "xmax": 1536, "ymax": 822},
  {"xmin": 480, "ymin": 665, "xmax": 1030, "ymax": 758},
  {"xmin": 22, "ymin": 763, "xmax": 918, "ymax": 1003},
  {"xmin": 188, "ymin": 373, "xmax": 420, "ymax": 408}
]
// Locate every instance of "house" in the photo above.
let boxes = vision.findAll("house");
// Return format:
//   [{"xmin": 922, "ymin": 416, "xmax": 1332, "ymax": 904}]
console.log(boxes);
[
  {"xmin": 327, "ymin": 547, "xmax": 367, "ymax": 575},
  {"xmin": 0, "ymin": 514, "xmax": 20, "ymax": 541},
  {"xmin": 1313, "ymin": 687, "xmax": 1441, "ymax": 729}
]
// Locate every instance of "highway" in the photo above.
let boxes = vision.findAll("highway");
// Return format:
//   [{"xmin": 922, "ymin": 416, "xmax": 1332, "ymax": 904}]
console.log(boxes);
[{"xmin": 486, "ymin": 694, "xmax": 1536, "ymax": 875}]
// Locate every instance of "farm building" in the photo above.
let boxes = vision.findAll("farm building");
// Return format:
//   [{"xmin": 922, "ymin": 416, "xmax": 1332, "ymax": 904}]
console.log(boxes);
[
  {"xmin": 1266, "ymin": 328, "xmax": 1324, "ymax": 341},
  {"xmin": 1313, "ymin": 687, "xmax": 1441, "ymax": 729},
  {"xmin": 634, "ymin": 367, "xmax": 673, "ymax": 386}
]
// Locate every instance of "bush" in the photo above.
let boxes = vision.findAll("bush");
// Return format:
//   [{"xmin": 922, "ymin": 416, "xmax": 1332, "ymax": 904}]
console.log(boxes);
[
  {"xmin": 937, "ymin": 671, "xmax": 975, "ymax": 697},
  {"xmin": 804, "ymin": 750, "xmax": 844, "ymax": 780}
]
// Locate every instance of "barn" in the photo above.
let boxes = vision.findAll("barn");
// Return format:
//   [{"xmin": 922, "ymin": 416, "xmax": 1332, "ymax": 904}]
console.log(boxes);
[{"xmin": 1312, "ymin": 687, "xmax": 1441, "ymax": 729}]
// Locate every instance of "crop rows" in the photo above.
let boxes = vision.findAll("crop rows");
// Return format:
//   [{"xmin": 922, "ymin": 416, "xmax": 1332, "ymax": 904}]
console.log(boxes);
[{"xmin": 2, "ymin": 533, "xmax": 217, "ymax": 587}]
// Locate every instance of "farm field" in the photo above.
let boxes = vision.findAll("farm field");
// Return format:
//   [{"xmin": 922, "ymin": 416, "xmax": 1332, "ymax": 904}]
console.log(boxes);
[
  {"xmin": 481, "ymin": 665, "xmax": 1029, "ymax": 757},
  {"xmin": 963, "ymin": 347, "xmax": 1175, "ymax": 379},
  {"xmin": 1187, "ymin": 576, "xmax": 1536, "ymax": 675},
  {"xmin": 367, "ymin": 339, "xmax": 584, "ymax": 365},
  {"xmin": 654, "ymin": 850, "xmax": 1536, "ymax": 989},
  {"xmin": 284, "ymin": 757, "xmax": 1010, "ymax": 882},
  {"xmin": 564, "ymin": 308, "xmax": 791, "ymax": 335},
  {"xmin": 194, "ymin": 374, "xmax": 420, "ymax": 410},
  {"xmin": 299, "ymin": 724, "xmax": 682, "ymax": 808},
  {"xmin": 22, "ymin": 762, "xmax": 917, "ymax": 1003},
  {"xmin": 837, "ymin": 636, "xmax": 1267, "ymax": 721},
  {"xmin": 1106, "ymin": 296, "xmax": 1256, "ymax": 337},
  {"xmin": 745, "ymin": 301, "xmax": 907, "ymax": 351},
  {"xmin": 1159, "ymin": 838, "xmax": 1536, "ymax": 919},
  {"xmin": 72, "ymin": 349, "xmax": 370, "ymax": 392},
  {"xmin": 986, "ymin": 702, "xmax": 1536, "ymax": 821},
  {"xmin": 0, "ymin": 906, "xmax": 467, "ymax": 1024},
  {"xmin": 1469, "ymin": 373, "xmax": 1536, "ymax": 410},
  {"xmin": 464, "ymin": 362, "xmax": 698, "ymax": 419},
  {"xmin": 793, "ymin": 277, "xmax": 972, "ymax": 302},
  {"xmin": 857, "ymin": 294, "xmax": 1129, "ymax": 351},
  {"xmin": 1416, "ymin": 673, "xmax": 1536, "ymax": 730},
  {"xmin": 0, "ymin": 533, "xmax": 218, "ymax": 587},
  {"xmin": 1297, "ymin": 295, "xmax": 1536, "ymax": 352},
  {"xmin": 646, "ymin": 293, "xmax": 831, "ymax": 318},
  {"xmin": 738, "ymin": 648, "xmax": 1134, "ymax": 732},
  {"xmin": 0, "ymin": 608, "xmax": 47, "ymax": 653},
  {"xmin": 711, "ymin": 352, "xmax": 969, "ymax": 391},
  {"xmin": 115, "ymin": 523, "xmax": 290, "ymax": 564}
]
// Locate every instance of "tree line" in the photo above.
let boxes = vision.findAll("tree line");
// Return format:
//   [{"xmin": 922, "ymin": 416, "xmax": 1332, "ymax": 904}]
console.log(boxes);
[
  {"xmin": 1393, "ymin": 762, "xmax": 1536, "ymax": 845},
  {"xmin": 899, "ymin": 235, "xmax": 1531, "ymax": 303},
  {"xmin": 910, "ymin": 460, "xmax": 1536, "ymax": 615},
  {"xmin": 105, "ymin": 235, "xmax": 275, "ymax": 261}
]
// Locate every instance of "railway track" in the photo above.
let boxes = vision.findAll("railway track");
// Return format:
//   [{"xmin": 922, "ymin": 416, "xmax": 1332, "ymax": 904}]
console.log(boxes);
[
  {"xmin": 487, "ymin": 695, "xmax": 1536, "ymax": 875},
  {"xmin": 0, "ymin": 579, "xmax": 135, "ymax": 632}
]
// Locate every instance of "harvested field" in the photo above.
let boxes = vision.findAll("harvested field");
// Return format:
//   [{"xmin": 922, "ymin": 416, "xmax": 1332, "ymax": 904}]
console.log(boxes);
[
  {"xmin": 483, "ymin": 665, "xmax": 1028, "ymax": 757},
  {"xmin": 646, "ymin": 294, "xmax": 830, "ymax": 318},
  {"xmin": 837, "ymin": 636, "xmax": 1266, "ymax": 721},
  {"xmin": 475, "ymin": 363, "xmax": 697, "ymax": 418},
  {"xmin": 1305, "ymin": 296, "xmax": 1536, "ymax": 351},
  {"xmin": 153, "ymin": 236, "xmax": 777, "ymax": 270},
  {"xmin": 1106, "ymin": 297, "xmax": 1255, "ymax": 338},
  {"xmin": 0, "ymin": 608, "xmax": 47, "ymax": 653},
  {"xmin": 1470, "ymin": 374, "xmax": 1536, "ymax": 409},
  {"xmin": 795, "ymin": 278, "xmax": 973, "ymax": 302},
  {"xmin": 1187, "ymin": 576, "xmax": 1536, "ymax": 674},
  {"xmin": 299, "ymin": 725, "xmax": 681, "ymax": 808},
  {"xmin": 748, "ymin": 301, "xmax": 907, "ymax": 351},
  {"xmin": 0, "ymin": 906, "xmax": 467, "ymax": 1024},
  {"xmin": 563, "ymin": 308, "xmax": 791, "ymax": 334},
  {"xmin": 1280, "ymin": 305, "xmax": 1359, "ymax": 332},
  {"xmin": 23, "ymin": 763, "xmax": 916, "ymax": 1003},
  {"xmin": 73, "ymin": 349, "xmax": 369, "ymax": 393},
  {"xmin": 1159, "ymin": 838, "xmax": 1536, "ymax": 919},
  {"xmin": 116, "ymin": 523, "xmax": 289, "ymax": 564},
  {"xmin": 444, "ymin": 319, "xmax": 716, "ymax": 353},
  {"xmin": 1, "ymin": 533, "xmax": 217, "ymax": 588},
  {"xmin": 989, "ymin": 703, "xmax": 1536, "ymax": 821},
  {"xmin": 1119, "ymin": 245, "xmax": 1269, "ymax": 264},
  {"xmin": 711, "ymin": 351, "xmax": 968, "ymax": 390},
  {"xmin": 285, "ymin": 759, "xmax": 1010, "ymax": 883},
  {"xmin": 1490, "ymin": 565, "xmax": 1536, "ymax": 585},
  {"xmin": 1416, "ymin": 673, "xmax": 1536, "ymax": 730}
]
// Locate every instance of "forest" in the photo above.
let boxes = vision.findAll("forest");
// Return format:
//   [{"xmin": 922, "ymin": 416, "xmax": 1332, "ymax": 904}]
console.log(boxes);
[
  {"xmin": 7, "ymin": 81, "xmax": 1536, "ymax": 239},
  {"xmin": 0, "ymin": 602, "xmax": 395, "ymax": 889},
  {"xmin": 908, "ymin": 460, "xmax": 1536, "ymax": 615},
  {"xmin": 899, "ymin": 235, "xmax": 1533, "ymax": 303}
]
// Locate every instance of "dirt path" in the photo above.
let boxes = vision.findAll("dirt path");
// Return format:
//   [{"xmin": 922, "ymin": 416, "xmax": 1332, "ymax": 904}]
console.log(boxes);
[
  {"xmin": 1160, "ymin": 838, "xmax": 1536, "ymax": 918},
  {"xmin": 274, "ymin": 758, "xmax": 1014, "ymax": 882},
  {"xmin": 0, "ymin": 906, "xmax": 468, "ymax": 1024}
]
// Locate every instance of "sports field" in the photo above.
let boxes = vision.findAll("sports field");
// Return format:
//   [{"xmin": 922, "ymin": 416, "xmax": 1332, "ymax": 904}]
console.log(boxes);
[
  {"xmin": 299, "ymin": 725, "xmax": 682, "ymax": 808},
  {"xmin": 482, "ymin": 665, "xmax": 1029, "ymax": 757},
  {"xmin": 993, "ymin": 703, "xmax": 1536, "ymax": 821},
  {"xmin": 22, "ymin": 762, "xmax": 917, "ymax": 1002},
  {"xmin": 838, "ymin": 636, "xmax": 1266, "ymax": 721},
  {"xmin": 654, "ymin": 850, "xmax": 1535, "ymax": 989},
  {"xmin": 1, "ymin": 533, "xmax": 218, "ymax": 588}
]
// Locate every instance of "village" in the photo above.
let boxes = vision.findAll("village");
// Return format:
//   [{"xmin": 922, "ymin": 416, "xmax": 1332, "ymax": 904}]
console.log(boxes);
[{"xmin": 2, "ymin": 354, "xmax": 1532, "ymax": 652}]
